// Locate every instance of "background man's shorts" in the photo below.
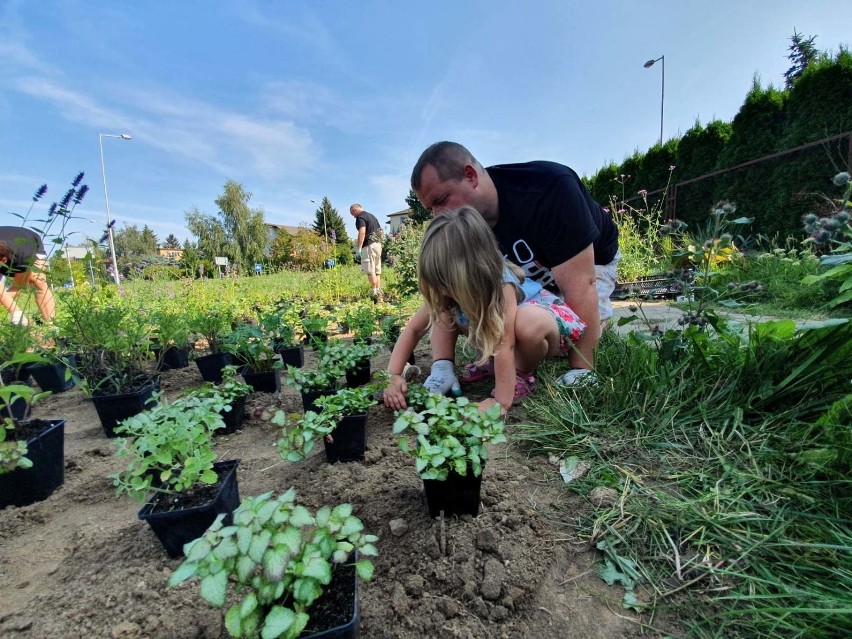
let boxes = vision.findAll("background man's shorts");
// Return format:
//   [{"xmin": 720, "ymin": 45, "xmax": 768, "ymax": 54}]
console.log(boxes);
[{"xmin": 361, "ymin": 243, "xmax": 382, "ymax": 276}]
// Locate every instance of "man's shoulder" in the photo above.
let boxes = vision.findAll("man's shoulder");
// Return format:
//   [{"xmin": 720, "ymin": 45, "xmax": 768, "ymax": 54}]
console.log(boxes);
[{"xmin": 487, "ymin": 160, "xmax": 579, "ymax": 182}]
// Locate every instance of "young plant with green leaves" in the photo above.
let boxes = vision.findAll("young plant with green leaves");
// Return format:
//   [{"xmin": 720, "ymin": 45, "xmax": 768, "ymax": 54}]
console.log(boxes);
[
  {"xmin": 168, "ymin": 489, "xmax": 378, "ymax": 639},
  {"xmin": 222, "ymin": 323, "xmax": 283, "ymax": 373},
  {"xmin": 182, "ymin": 365, "xmax": 252, "ymax": 406},
  {"xmin": 0, "ymin": 353, "xmax": 51, "ymax": 474},
  {"xmin": 58, "ymin": 287, "xmax": 155, "ymax": 395},
  {"xmin": 342, "ymin": 302, "xmax": 380, "ymax": 343},
  {"xmin": 112, "ymin": 393, "xmax": 226, "ymax": 501},
  {"xmin": 319, "ymin": 339, "xmax": 380, "ymax": 375},
  {"xmin": 392, "ymin": 392, "xmax": 506, "ymax": 480},
  {"xmin": 258, "ymin": 305, "xmax": 302, "ymax": 349},
  {"xmin": 274, "ymin": 384, "xmax": 380, "ymax": 462}
]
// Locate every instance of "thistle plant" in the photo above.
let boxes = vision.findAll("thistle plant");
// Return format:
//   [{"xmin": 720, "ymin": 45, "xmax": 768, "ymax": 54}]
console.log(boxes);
[{"xmin": 801, "ymin": 171, "xmax": 852, "ymax": 307}]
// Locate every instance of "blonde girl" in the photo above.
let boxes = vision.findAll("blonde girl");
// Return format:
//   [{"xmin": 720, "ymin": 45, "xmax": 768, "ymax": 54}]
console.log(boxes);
[{"xmin": 384, "ymin": 207, "xmax": 585, "ymax": 414}]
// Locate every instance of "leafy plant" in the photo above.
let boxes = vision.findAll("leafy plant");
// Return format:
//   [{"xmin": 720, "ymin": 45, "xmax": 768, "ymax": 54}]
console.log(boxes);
[
  {"xmin": 392, "ymin": 393, "xmax": 506, "ymax": 480},
  {"xmin": 319, "ymin": 340, "xmax": 380, "ymax": 374},
  {"xmin": 151, "ymin": 308, "xmax": 193, "ymax": 349},
  {"xmin": 57, "ymin": 288, "xmax": 155, "ymax": 395},
  {"xmin": 183, "ymin": 365, "xmax": 252, "ymax": 405},
  {"xmin": 342, "ymin": 303, "xmax": 379, "ymax": 343},
  {"xmin": 222, "ymin": 324, "xmax": 283, "ymax": 373},
  {"xmin": 168, "ymin": 489, "xmax": 378, "ymax": 639},
  {"xmin": 189, "ymin": 307, "xmax": 235, "ymax": 355},
  {"xmin": 0, "ymin": 353, "xmax": 51, "ymax": 474},
  {"xmin": 258, "ymin": 306, "xmax": 301, "ymax": 349},
  {"xmin": 274, "ymin": 384, "xmax": 380, "ymax": 462},
  {"xmin": 112, "ymin": 393, "xmax": 226, "ymax": 501},
  {"xmin": 283, "ymin": 365, "xmax": 340, "ymax": 394},
  {"xmin": 300, "ymin": 315, "xmax": 330, "ymax": 349}
]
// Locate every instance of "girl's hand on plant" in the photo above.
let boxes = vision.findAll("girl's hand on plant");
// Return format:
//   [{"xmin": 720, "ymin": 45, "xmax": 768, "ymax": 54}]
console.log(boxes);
[
  {"xmin": 383, "ymin": 374, "xmax": 408, "ymax": 410},
  {"xmin": 476, "ymin": 398, "xmax": 507, "ymax": 417}
]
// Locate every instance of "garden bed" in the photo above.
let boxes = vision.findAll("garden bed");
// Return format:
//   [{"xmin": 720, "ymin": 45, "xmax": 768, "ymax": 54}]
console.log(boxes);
[{"xmin": 0, "ymin": 344, "xmax": 658, "ymax": 639}]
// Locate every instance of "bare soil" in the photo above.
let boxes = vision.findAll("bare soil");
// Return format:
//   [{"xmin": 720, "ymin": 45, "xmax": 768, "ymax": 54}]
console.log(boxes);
[{"xmin": 0, "ymin": 342, "xmax": 667, "ymax": 639}]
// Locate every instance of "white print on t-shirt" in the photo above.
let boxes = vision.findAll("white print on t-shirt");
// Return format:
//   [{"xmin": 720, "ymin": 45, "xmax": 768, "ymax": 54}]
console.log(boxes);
[{"xmin": 504, "ymin": 239, "xmax": 556, "ymax": 291}]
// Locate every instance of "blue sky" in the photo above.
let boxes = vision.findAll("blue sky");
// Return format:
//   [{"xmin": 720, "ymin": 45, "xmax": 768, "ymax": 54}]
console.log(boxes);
[{"xmin": 1, "ymin": 1, "xmax": 848, "ymax": 247}]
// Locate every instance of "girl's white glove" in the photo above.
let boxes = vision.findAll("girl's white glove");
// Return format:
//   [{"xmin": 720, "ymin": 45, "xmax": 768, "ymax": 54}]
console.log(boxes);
[{"xmin": 423, "ymin": 359, "xmax": 461, "ymax": 396}]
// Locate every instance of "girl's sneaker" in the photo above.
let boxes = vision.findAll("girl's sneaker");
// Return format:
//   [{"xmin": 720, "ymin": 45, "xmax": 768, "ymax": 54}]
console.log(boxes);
[
  {"xmin": 460, "ymin": 358, "xmax": 495, "ymax": 384},
  {"xmin": 492, "ymin": 372, "xmax": 536, "ymax": 404}
]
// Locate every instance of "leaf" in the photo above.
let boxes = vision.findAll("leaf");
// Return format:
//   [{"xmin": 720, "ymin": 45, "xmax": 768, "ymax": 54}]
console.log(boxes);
[
  {"xmin": 302, "ymin": 556, "xmax": 332, "ymax": 584},
  {"xmin": 355, "ymin": 558, "xmax": 375, "ymax": 581},
  {"xmin": 622, "ymin": 590, "xmax": 642, "ymax": 612},
  {"xmin": 185, "ymin": 538, "xmax": 211, "ymax": 563},
  {"xmin": 263, "ymin": 546, "xmax": 287, "ymax": 582},
  {"xmin": 224, "ymin": 605, "xmax": 243, "ymax": 637},
  {"xmin": 596, "ymin": 559, "xmax": 635, "ymax": 590},
  {"xmin": 168, "ymin": 561, "xmax": 198, "ymax": 587},
  {"xmin": 199, "ymin": 569, "xmax": 228, "ymax": 607},
  {"xmin": 289, "ymin": 505, "xmax": 314, "ymax": 527},
  {"xmin": 261, "ymin": 606, "xmax": 296, "ymax": 639},
  {"xmin": 240, "ymin": 591, "xmax": 259, "ymax": 619}
]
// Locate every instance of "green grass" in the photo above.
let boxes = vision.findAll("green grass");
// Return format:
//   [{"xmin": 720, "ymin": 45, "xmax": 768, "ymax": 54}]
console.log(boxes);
[{"xmin": 515, "ymin": 324, "xmax": 852, "ymax": 638}]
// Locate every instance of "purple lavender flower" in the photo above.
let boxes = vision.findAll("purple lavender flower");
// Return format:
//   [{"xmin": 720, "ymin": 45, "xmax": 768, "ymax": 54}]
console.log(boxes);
[
  {"xmin": 71, "ymin": 171, "xmax": 85, "ymax": 187},
  {"xmin": 73, "ymin": 184, "xmax": 89, "ymax": 205},
  {"xmin": 32, "ymin": 184, "xmax": 48, "ymax": 202},
  {"xmin": 59, "ymin": 188, "xmax": 75, "ymax": 208}
]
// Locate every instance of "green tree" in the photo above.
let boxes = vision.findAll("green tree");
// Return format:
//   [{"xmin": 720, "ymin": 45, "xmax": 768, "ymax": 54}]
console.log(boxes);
[
  {"xmin": 311, "ymin": 197, "xmax": 349, "ymax": 246},
  {"xmin": 214, "ymin": 180, "xmax": 268, "ymax": 274},
  {"xmin": 179, "ymin": 240, "xmax": 203, "ymax": 278},
  {"xmin": 162, "ymin": 233, "xmax": 181, "ymax": 249},
  {"xmin": 289, "ymin": 226, "xmax": 326, "ymax": 270},
  {"xmin": 185, "ymin": 206, "xmax": 228, "ymax": 265},
  {"xmin": 784, "ymin": 29, "xmax": 818, "ymax": 89},
  {"xmin": 268, "ymin": 230, "xmax": 295, "ymax": 269},
  {"xmin": 405, "ymin": 190, "xmax": 432, "ymax": 224},
  {"xmin": 113, "ymin": 223, "xmax": 158, "ymax": 257}
]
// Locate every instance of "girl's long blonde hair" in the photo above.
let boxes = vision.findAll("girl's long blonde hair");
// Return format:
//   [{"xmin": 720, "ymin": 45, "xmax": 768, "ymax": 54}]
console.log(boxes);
[{"xmin": 418, "ymin": 207, "xmax": 510, "ymax": 363}]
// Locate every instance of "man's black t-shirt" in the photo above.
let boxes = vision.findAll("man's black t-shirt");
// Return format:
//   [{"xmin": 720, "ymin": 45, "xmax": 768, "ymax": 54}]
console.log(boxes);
[
  {"xmin": 355, "ymin": 211, "xmax": 382, "ymax": 246},
  {"xmin": 0, "ymin": 227, "xmax": 44, "ymax": 276},
  {"xmin": 488, "ymin": 161, "xmax": 618, "ymax": 293}
]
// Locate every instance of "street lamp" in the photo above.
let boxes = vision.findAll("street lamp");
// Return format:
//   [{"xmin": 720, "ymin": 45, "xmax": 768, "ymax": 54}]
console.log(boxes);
[
  {"xmin": 98, "ymin": 133, "xmax": 131, "ymax": 285},
  {"xmin": 643, "ymin": 55, "xmax": 665, "ymax": 146}
]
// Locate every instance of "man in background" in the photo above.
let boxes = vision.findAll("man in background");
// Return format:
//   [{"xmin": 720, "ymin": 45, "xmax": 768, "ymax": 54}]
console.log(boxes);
[{"xmin": 350, "ymin": 203, "xmax": 383, "ymax": 301}]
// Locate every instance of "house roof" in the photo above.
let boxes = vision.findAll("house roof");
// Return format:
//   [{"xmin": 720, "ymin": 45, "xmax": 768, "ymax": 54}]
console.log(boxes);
[
  {"xmin": 387, "ymin": 208, "xmax": 411, "ymax": 221},
  {"xmin": 266, "ymin": 223, "xmax": 302, "ymax": 235}
]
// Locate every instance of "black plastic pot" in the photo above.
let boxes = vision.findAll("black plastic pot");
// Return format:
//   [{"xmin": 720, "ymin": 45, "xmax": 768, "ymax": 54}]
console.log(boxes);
[
  {"xmin": 220, "ymin": 395, "xmax": 247, "ymax": 434},
  {"xmin": 0, "ymin": 396, "xmax": 30, "ymax": 422},
  {"xmin": 323, "ymin": 414, "xmax": 367, "ymax": 463},
  {"xmin": 300, "ymin": 562, "xmax": 360, "ymax": 638},
  {"xmin": 241, "ymin": 368, "xmax": 281, "ymax": 394},
  {"xmin": 0, "ymin": 419, "xmax": 65, "ymax": 509},
  {"xmin": 344, "ymin": 359, "xmax": 371, "ymax": 388},
  {"xmin": 138, "ymin": 459, "xmax": 241, "ymax": 557},
  {"xmin": 91, "ymin": 383, "xmax": 157, "ymax": 438},
  {"xmin": 27, "ymin": 356, "xmax": 76, "ymax": 393},
  {"xmin": 159, "ymin": 346, "xmax": 191, "ymax": 371},
  {"xmin": 301, "ymin": 387, "xmax": 335, "ymax": 414},
  {"xmin": 275, "ymin": 343, "xmax": 304, "ymax": 368},
  {"xmin": 195, "ymin": 352, "xmax": 233, "ymax": 385},
  {"xmin": 422, "ymin": 467, "xmax": 482, "ymax": 518}
]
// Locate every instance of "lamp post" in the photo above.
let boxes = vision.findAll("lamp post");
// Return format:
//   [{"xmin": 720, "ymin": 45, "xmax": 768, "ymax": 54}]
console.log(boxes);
[
  {"xmin": 98, "ymin": 133, "xmax": 131, "ymax": 285},
  {"xmin": 643, "ymin": 55, "xmax": 665, "ymax": 146}
]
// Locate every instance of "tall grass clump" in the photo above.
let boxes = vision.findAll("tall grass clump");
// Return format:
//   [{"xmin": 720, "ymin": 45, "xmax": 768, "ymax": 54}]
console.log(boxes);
[{"xmin": 516, "ymin": 320, "xmax": 852, "ymax": 638}]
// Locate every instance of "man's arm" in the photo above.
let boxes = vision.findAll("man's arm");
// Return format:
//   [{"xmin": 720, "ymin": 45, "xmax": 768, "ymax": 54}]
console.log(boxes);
[{"xmin": 551, "ymin": 244, "xmax": 600, "ymax": 370}]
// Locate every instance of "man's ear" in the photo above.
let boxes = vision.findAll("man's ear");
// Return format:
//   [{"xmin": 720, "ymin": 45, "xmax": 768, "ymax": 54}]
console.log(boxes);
[{"xmin": 462, "ymin": 164, "xmax": 479, "ymax": 187}]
